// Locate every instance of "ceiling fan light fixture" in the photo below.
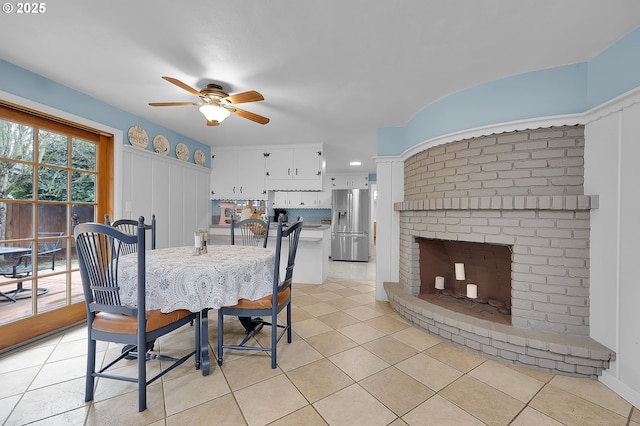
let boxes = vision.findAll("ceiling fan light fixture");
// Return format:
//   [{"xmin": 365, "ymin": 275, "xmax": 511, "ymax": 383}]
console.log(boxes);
[{"xmin": 199, "ymin": 104, "xmax": 231, "ymax": 123}]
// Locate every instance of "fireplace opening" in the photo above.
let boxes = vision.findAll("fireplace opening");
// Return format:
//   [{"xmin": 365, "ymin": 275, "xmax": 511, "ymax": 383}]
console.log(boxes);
[{"xmin": 417, "ymin": 237, "xmax": 512, "ymax": 325}]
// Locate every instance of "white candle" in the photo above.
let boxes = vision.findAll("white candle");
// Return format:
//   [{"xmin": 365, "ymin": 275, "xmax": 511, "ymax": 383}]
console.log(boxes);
[
  {"xmin": 435, "ymin": 276, "xmax": 445, "ymax": 290},
  {"xmin": 455, "ymin": 263, "xmax": 466, "ymax": 280},
  {"xmin": 467, "ymin": 284, "xmax": 477, "ymax": 299},
  {"xmin": 194, "ymin": 233, "xmax": 201, "ymax": 248}
]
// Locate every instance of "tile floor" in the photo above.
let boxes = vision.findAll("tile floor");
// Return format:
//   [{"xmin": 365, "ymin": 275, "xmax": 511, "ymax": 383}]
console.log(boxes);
[{"xmin": 1, "ymin": 252, "xmax": 639, "ymax": 425}]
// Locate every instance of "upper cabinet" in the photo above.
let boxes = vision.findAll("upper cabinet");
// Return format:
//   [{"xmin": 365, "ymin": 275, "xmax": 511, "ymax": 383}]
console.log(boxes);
[
  {"xmin": 210, "ymin": 149, "xmax": 267, "ymax": 200},
  {"xmin": 265, "ymin": 145, "xmax": 324, "ymax": 190},
  {"xmin": 329, "ymin": 174, "xmax": 369, "ymax": 189}
]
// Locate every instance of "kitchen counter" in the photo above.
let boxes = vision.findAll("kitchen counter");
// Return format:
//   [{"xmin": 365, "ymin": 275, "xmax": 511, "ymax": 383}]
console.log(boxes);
[{"xmin": 208, "ymin": 224, "xmax": 330, "ymax": 284}]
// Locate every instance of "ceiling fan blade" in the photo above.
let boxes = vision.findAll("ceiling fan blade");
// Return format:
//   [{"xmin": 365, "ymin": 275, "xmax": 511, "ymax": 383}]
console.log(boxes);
[
  {"xmin": 162, "ymin": 76, "xmax": 202, "ymax": 97},
  {"xmin": 149, "ymin": 102, "xmax": 197, "ymax": 107},
  {"xmin": 233, "ymin": 107, "xmax": 270, "ymax": 125},
  {"xmin": 207, "ymin": 120, "xmax": 220, "ymax": 126},
  {"xmin": 225, "ymin": 90, "xmax": 264, "ymax": 104}
]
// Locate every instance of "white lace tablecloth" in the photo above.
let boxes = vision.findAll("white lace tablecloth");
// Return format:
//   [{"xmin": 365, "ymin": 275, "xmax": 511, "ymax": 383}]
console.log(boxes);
[{"xmin": 117, "ymin": 246, "xmax": 275, "ymax": 312}]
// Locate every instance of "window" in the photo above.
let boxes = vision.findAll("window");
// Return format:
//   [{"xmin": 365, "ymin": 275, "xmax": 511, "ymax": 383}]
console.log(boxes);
[{"xmin": 0, "ymin": 102, "xmax": 113, "ymax": 349}]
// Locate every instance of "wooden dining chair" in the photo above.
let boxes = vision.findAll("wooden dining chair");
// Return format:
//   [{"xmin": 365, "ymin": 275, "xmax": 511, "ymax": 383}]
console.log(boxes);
[
  {"xmin": 74, "ymin": 216, "xmax": 200, "ymax": 412},
  {"xmin": 217, "ymin": 217, "xmax": 303, "ymax": 369},
  {"xmin": 230, "ymin": 216, "xmax": 270, "ymax": 248},
  {"xmin": 105, "ymin": 214, "xmax": 156, "ymax": 252}
]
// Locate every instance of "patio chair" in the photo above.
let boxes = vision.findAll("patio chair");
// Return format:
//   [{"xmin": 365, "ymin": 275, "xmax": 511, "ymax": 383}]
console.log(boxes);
[
  {"xmin": 74, "ymin": 216, "xmax": 200, "ymax": 412},
  {"xmin": 217, "ymin": 217, "xmax": 302, "ymax": 369},
  {"xmin": 0, "ymin": 232, "xmax": 62, "ymax": 302}
]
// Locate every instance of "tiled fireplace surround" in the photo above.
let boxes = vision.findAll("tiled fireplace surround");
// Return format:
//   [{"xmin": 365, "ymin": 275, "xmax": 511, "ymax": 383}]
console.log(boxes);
[{"xmin": 384, "ymin": 125, "xmax": 615, "ymax": 378}]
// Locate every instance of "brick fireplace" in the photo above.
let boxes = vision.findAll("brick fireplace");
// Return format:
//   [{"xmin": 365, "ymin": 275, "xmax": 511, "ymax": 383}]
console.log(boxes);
[{"xmin": 384, "ymin": 125, "xmax": 615, "ymax": 378}]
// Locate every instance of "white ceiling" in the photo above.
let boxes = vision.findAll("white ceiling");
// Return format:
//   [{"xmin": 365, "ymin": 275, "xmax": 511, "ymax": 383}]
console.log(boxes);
[{"xmin": 1, "ymin": 1, "xmax": 639, "ymax": 174}]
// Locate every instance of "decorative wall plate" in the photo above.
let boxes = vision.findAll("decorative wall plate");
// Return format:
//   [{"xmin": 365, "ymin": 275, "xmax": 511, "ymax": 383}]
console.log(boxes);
[
  {"xmin": 194, "ymin": 149, "xmax": 206, "ymax": 166},
  {"xmin": 128, "ymin": 126, "xmax": 149, "ymax": 148},
  {"xmin": 176, "ymin": 143, "xmax": 190, "ymax": 161},
  {"xmin": 153, "ymin": 134, "xmax": 170, "ymax": 155}
]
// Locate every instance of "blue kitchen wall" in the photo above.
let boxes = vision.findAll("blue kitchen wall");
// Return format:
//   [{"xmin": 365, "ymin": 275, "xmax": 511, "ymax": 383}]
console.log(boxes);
[
  {"xmin": 378, "ymin": 26, "xmax": 640, "ymax": 156},
  {"xmin": 0, "ymin": 59, "xmax": 210, "ymax": 166}
]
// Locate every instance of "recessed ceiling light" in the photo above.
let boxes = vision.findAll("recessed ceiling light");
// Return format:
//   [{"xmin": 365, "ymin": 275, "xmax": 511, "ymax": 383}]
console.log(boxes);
[{"xmin": 349, "ymin": 161, "xmax": 361, "ymax": 166}]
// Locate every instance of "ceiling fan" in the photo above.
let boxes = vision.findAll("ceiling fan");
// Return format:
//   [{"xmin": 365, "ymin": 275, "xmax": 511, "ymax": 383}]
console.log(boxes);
[{"xmin": 149, "ymin": 76, "xmax": 269, "ymax": 126}]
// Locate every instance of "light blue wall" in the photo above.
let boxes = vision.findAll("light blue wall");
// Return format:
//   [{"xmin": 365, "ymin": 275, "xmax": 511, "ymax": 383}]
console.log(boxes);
[
  {"xmin": 0, "ymin": 59, "xmax": 210, "ymax": 167},
  {"xmin": 379, "ymin": 26, "xmax": 640, "ymax": 156}
]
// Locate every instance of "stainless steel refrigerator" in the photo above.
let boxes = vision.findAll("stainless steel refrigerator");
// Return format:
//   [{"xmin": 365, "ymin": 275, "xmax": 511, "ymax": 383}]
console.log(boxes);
[{"xmin": 331, "ymin": 189, "xmax": 370, "ymax": 261}]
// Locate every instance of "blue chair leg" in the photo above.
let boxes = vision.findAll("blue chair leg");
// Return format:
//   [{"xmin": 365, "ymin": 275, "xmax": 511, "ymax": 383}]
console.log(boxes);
[{"xmin": 85, "ymin": 338, "xmax": 96, "ymax": 402}]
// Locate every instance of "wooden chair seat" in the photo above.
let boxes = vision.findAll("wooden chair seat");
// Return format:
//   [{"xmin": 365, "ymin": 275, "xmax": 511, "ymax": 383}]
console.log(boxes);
[
  {"xmin": 226, "ymin": 287, "xmax": 291, "ymax": 310},
  {"xmin": 92, "ymin": 309, "xmax": 194, "ymax": 334}
]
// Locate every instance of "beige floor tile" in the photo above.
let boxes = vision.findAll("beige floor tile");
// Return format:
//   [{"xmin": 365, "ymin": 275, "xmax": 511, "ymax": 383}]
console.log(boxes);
[
  {"xmin": 391, "ymin": 327, "xmax": 442, "ymax": 351},
  {"xmin": 293, "ymin": 317, "xmax": 333, "ymax": 338},
  {"xmin": 468, "ymin": 359, "xmax": 545, "ymax": 403},
  {"xmin": 3, "ymin": 255, "xmax": 639, "ymax": 426},
  {"xmin": 332, "ymin": 287, "xmax": 362, "ymax": 298},
  {"xmin": 506, "ymin": 362, "xmax": 554, "ymax": 383},
  {"xmin": 291, "ymin": 305, "xmax": 314, "ymax": 322},
  {"xmin": 0, "ymin": 344, "xmax": 55, "ymax": 374},
  {"xmin": 425, "ymin": 342, "xmax": 486, "ymax": 373},
  {"xmin": 347, "ymin": 293, "xmax": 376, "ymax": 305},
  {"xmin": 300, "ymin": 302, "xmax": 339, "ymax": 317},
  {"xmin": 328, "ymin": 346, "xmax": 389, "ymax": 381},
  {"xmin": 343, "ymin": 305, "xmax": 384, "ymax": 321},
  {"xmin": 362, "ymin": 335, "xmax": 419, "ymax": 365},
  {"xmin": 275, "ymin": 339, "xmax": 324, "ymax": 372},
  {"xmin": 360, "ymin": 366, "xmax": 435, "ymax": 416},
  {"xmin": 30, "ymin": 354, "xmax": 88, "ymax": 390},
  {"xmin": 86, "ymin": 382, "xmax": 166, "ymax": 425},
  {"xmin": 0, "ymin": 366, "xmax": 39, "ymax": 399},
  {"xmin": 0, "ymin": 395, "xmax": 21, "ymax": 425},
  {"xmin": 28, "ymin": 406, "xmax": 90, "ymax": 426},
  {"xmin": 364, "ymin": 315, "xmax": 411, "ymax": 334},
  {"xmin": 549, "ymin": 374, "xmax": 633, "ymax": 417},
  {"xmin": 324, "ymin": 296, "xmax": 364, "ymax": 311},
  {"xmin": 510, "ymin": 406, "xmax": 564, "ymax": 425},
  {"xmin": 316, "ymin": 310, "xmax": 361, "ymax": 329},
  {"xmin": 286, "ymin": 358, "xmax": 354, "ymax": 403},
  {"xmin": 367, "ymin": 301, "xmax": 397, "ymax": 314},
  {"xmin": 234, "ymin": 374, "xmax": 307, "ymax": 426},
  {"xmin": 396, "ymin": 353, "xmax": 463, "ymax": 392},
  {"xmin": 166, "ymin": 393, "xmax": 246, "ymax": 426},
  {"xmin": 7, "ymin": 377, "xmax": 89, "ymax": 424},
  {"xmin": 337, "ymin": 322, "xmax": 386, "ymax": 345},
  {"xmin": 311, "ymin": 291, "xmax": 343, "ymax": 302},
  {"xmin": 317, "ymin": 282, "xmax": 347, "ymax": 291},
  {"xmin": 269, "ymin": 405, "xmax": 328, "ymax": 425},
  {"xmin": 220, "ymin": 353, "xmax": 281, "ymax": 391},
  {"xmin": 530, "ymin": 385, "xmax": 628, "ymax": 426},
  {"xmin": 163, "ymin": 368, "xmax": 231, "ymax": 416},
  {"xmin": 402, "ymin": 394, "xmax": 486, "ymax": 426},
  {"xmin": 440, "ymin": 375, "xmax": 524, "ymax": 426},
  {"xmin": 292, "ymin": 294, "xmax": 323, "ymax": 307},
  {"xmin": 305, "ymin": 330, "xmax": 359, "ymax": 357},
  {"xmin": 313, "ymin": 384, "xmax": 397, "ymax": 426}
]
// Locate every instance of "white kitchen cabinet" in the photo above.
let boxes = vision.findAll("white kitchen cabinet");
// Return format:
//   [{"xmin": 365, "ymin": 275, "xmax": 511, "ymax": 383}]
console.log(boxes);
[
  {"xmin": 210, "ymin": 149, "xmax": 267, "ymax": 200},
  {"xmin": 265, "ymin": 145, "xmax": 323, "ymax": 190},
  {"xmin": 272, "ymin": 191, "xmax": 331, "ymax": 209},
  {"xmin": 329, "ymin": 174, "xmax": 369, "ymax": 189}
]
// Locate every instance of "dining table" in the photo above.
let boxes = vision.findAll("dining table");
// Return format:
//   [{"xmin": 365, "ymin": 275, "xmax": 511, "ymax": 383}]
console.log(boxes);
[{"xmin": 117, "ymin": 245, "xmax": 275, "ymax": 375}]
